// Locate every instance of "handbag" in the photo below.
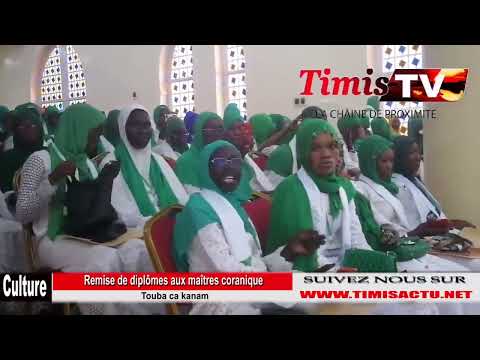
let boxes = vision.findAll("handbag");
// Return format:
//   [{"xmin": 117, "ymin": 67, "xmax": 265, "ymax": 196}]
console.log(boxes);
[
  {"xmin": 342, "ymin": 249, "xmax": 398, "ymax": 272},
  {"xmin": 64, "ymin": 177, "xmax": 127, "ymax": 243}
]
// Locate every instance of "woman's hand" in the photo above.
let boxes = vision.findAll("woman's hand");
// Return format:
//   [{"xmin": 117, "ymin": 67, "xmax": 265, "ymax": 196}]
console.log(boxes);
[
  {"xmin": 281, "ymin": 230, "xmax": 325, "ymax": 262},
  {"xmin": 99, "ymin": 160, "xmax": 121, "ymax": 184},
  {"xmin": 48, "ymin": 160, "xmax": 77, "ymax": 185}
]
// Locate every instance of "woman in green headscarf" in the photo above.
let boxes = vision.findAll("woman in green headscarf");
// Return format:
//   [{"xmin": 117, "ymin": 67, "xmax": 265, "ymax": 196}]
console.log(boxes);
[
  {"xmin": 371, "ymin": 116, "xmax": 393, "ymax": 141},
  {"xmin": 223, "ymin": 103, "xmax": 274, "ymax": 198},
  {"xmin": 15, "ymin": 103, "xmax": 164, "ymax": 314},
  {"xmin": 42, "ymin": 106, "xmax": 61, "ymax": 143},
  {"xmin": 103, "ymin": 109, "xmax": 120, "ymax": 148},
  {"xmin": 336, "ymin": 114, "xmax": 366, "ymax": 179},
  {"xmin": 99, "ymin": 104, "xmax": 188, "ymax": 230},
  {"xmin": 267, "ymin": 118, "xmax": 371, "ymax": 272},
  {"xmin": 152, "ymin": 115, "xmax": 189, "ymax": 161},
  {"xmin": 0, "ymin": 107, "xmax": 45, "ymax": 192},
  {"xmin": 173, "ymin": 140, "xmax": 316, "ymax": 314},
  {"xmin": 175, "ymin": 111, "xmax": 225, "ymax": 193}
]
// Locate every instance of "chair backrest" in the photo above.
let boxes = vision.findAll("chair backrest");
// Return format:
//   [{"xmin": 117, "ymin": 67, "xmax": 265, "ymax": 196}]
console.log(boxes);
[
  {"xmin": 243, "ymin": 193, "xmax": 272, "ymax": 253},
  {"xmin": 163, "ymin": 157, "xmax": 176, "ymax": 171},
  {"xmin": 250, "ymin": 153, "xmax": 268, "ymax": 171},
  {"xmin": 144, "ymin": 205, "xmax": 184, "ymax": 315}
]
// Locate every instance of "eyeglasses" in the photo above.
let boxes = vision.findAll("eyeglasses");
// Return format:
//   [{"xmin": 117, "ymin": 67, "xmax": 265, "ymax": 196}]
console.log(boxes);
[{"xmin": 210, "ymin": 157, "xmax": 242, "ymax": 168}]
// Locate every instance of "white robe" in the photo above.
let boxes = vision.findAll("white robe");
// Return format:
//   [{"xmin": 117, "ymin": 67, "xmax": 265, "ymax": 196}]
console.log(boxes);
[
  {"xmin": 15, "ymin": 149, "xmax": 165, "ymax": 315},
  {"xmin": 343, "ymin": 143, "xmax": 360, "ymax": 171},
  {"xmin": 152, "ymin": 139, "xmax": 181, "ymax": 161},
  {"xmin": 186, "ymin": 189, "xmax": 294, "ymax": 315},
  {"xmin": 392, "ymin": 173, "xmax": 480, "ymax": 272}
]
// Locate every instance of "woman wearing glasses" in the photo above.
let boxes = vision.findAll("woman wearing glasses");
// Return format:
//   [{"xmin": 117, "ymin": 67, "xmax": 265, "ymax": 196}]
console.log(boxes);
[
  {"xmin": 99, "ymin": 104, "xmax": 188, "ymax": 230},
  {"xmin": 173, "ymin": 140, "xmax": 321, "ymax": 314},
  {"xmin": 175, "ymin": 112, "xmax": 225, "ymax": 194}
]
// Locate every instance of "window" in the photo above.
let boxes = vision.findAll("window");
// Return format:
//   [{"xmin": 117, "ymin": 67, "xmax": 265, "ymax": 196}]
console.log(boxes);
[
  {"xmin": 382, "ymin": 45, "xmax": 423, "ymax": 132},
  {"xmin": 226, "ymin": 45, "xmax": 247, "ymax": 120},
  {"xmin": 40, "ymin": 45, "xmax": 87, "ymax": 110},
  {"xmin": 170, "ymin": 45, "xmax": 195, "ymax": 117}
]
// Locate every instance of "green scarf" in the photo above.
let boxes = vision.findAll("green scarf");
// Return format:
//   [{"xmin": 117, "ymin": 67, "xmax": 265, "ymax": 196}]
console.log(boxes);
[
  {"xmin": 337, "ymin": 114, "xmax": 361, "ymax": 134},
  {"xmin": 175, "ymin": 112, "xmax": 223, "ymax": 187},
  {"xmin": 47, "ymin": 104, "xmax": 105, "ymax": 240},
  {"xmin": 43, "ymin": 105, "xmax": 60, "ymax": 137},
  {"xmin": 165, "ymin": 115, "xmax": 188, "ymax": 154},
  {"xmin": 266, "ymin": 143, "xmax": 293, "ymax": 177},
  {"xmin": 223, "ymin": 103, "xmax": 243, "ymax": 129},
  {"xmin": 114, "ymin": 141, "xmax": 179, "ymax": 216},
  {"xmin": 266, "ymin": 119, "xmax": 356, "ymax": 271},
  {"xmin": 270, "ymin": 113, "xmax": 294, "ymax": 144},
  {"xmin": 357, "ymin": 134, "xmax": 398, "ymax": 195},
  {"xmin": 367, "ymin": 96, "xmax": 380, "ymax": 111},
  {"xmin": 104, "ymin": 109, "xmax": 120, "ymax": 147},
  {"xmin": 0, "ymin": 105, "xmax": 9, "ymax": 133},
  {"xmin": 249, "ymin": 113, "xmax": 275, "ymax": 145},
  {"xmin": 354, "ymin": 192, "xmax": 384, "ymax": 250},
  {"xmin": 371, "ymin": 117, "xmax": 393, "ymax": 141},
  {"xmin": 173, "ymin": 140, "xmax": 257, "ymax": 272},
  {"xmin": 0, "ymin": 107, "xmax": 45, "ymax": 192}
]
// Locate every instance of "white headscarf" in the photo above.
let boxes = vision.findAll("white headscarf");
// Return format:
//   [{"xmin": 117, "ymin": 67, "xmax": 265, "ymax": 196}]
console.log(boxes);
[{"xmin": 117, "ymin": 104, "xmax": 154, "ymax": 181}]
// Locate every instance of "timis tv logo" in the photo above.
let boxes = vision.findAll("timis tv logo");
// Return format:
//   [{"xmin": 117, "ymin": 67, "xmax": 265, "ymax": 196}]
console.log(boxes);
[{"xmin": 300, "ymin": 68, "xmax": 468, "ymax": 102}]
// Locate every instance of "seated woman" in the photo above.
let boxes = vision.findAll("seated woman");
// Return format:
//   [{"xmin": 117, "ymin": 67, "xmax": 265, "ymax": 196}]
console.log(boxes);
[
  {"xmin": 100, "ymin": 104, "xmax": 188, "ymax": 230},
  {"xmin": 266, "ymin": 118, "xmax": 372, "ymax": 273},
  {"xmin": 16, "ymin": 103, "xmax": 163, "ymax": 315},
  {"xmin": 42, "ymin": 106, "xmax": 61, "ymax": 144},
  {"xmin": 102, "ymin": 109, "xmax": 121, "ymax": 152},
  {"xmin": 173, "ymin": 140, "xmax": 320, "ymax": 314},
  {"xmin": 152, "ymin": 115, "xmax": 189, "ymax": 161},
  {"xmin": 354, "ymin": 135, "xmax": 472, "ymax": 272},
  {"xmin": 336, "ymin": 114, "xmax": 367, "ymax": 179},
  {"xmin": 175, "ymin": 112, "xmax": 225, "ymax": 194},
  {"xmin": 224, "ymin": 103, "xmax": 274, "ymax": 197},
  {"xmin": 391, "ymin": 136, "xmax": 478, "ymax": 270},
  {"xmin": 0, "ymin": 106, "xmax": 45, "ymax": 193}
]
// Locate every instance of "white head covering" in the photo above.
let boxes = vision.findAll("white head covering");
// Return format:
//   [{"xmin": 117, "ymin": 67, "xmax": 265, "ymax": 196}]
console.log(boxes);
[{"xmin": 117, "ymin": 104, "xmax": 154, "ymax": 181}]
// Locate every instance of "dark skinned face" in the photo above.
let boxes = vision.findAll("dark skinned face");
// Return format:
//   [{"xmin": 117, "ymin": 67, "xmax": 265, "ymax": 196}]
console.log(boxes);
[
  {"xmin": 310, "ymin": 133, "xmax": 338, "ymax": 177},
  {"xmin": 391, "ymin": 117, "xmax": 401, "ymax": 130},
  {"xmin": 352, "ymin": 125, "xmax": 367, "ymax": 143},
  {"xmin": 404, "ymin": 142, "xmax": 422, "ymax": 176},
  {"xmin": 209, "ymin": 146, "xmax": 243, "ymax": 193},
  {"xmin": 126, "ymin": 109, "xmax": 153, "ymax": 149},
  {"xmin": 202, "ymin": 119, "xmax": 225, "ymax": 146},
  {"xmin": 168, "ymin": 127, "xmax": 188, "ymax": 152},
  {"xmin": 47, "ymin": 113, "xmax": 61, "ymax": 129},
  {"xmin": 377, "ymin": 148, "xmax": 394, "ymax": 181},
  {"xmin": 156, "ymin": 115, "xmax": 167, "ymax": 139},
  {"xmin": 225, "ymin": 122, "xmax": 253, "ymax": 157},
  {"xmin": 15, "ymin": 118, "xmax": 42, "ymax": 146}
]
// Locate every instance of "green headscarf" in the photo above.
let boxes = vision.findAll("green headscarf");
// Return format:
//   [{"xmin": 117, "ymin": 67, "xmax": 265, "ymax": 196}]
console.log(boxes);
[
  {"xmin": 175, "ymin": 112, "xmax": 223, "ymax": 187},
  {"xmin": 266, "ymin": 143, "xmax": 294, "ymax": 177},
  {"xmin": 173, "ymin": 140, "xmax": 257, "ymax": 272},
  {"xmin": 223, "ymin": 103, "xmax": 243, "ymax": 130},
  {"xmin": 408, "ymin": 115, "xmax": 423, "ymax": 155},
  {"xmin": 47, "ymin": 103, "xmax": 105, "ymax": 239},
  {"xmin": 367, "ymin": 96, "xmax": 380, "ymax": 111},
  {"xmin": 371, "ymin": 117, "xmax": 392, "ymax": 140},
  {"xmin": 153, "ymin": 105, "xmax": 173, "ymax": 124},
  {"xmin": 337, "ymin": 114, "xmax": 361, "ymax": 134},
  {"xmin": 249, "ymin": 113, "xmax": 275, "ymax": 145},
  {"xmin": 357, "ymin": 134, "xmax": 398, "ymax": 195},
  {"xmin": 270, "ymin": 113, "xmax": 294, "ymax": 144},
  {"xmin": 104, "ymin": 109, "xmax": 120, "ymax": 147},
  {"xmin": 267, "ymin": 119, "xmax": 356, "ymax": 271},
  {"xmin": 0, "ymin": 106, "xmax": 9, "ymax": 132},
  {"xmin": 165, "ymin": 115, "xmax": 188, "ymax": 154},
  {"xmin": 0, "ymin": 107, "xmax": 45, "ymax": 192}
]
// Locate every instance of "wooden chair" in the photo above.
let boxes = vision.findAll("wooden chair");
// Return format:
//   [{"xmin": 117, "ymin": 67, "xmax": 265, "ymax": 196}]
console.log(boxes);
[
  {"xmin": 143, "ymin": 204, "xmax": 185, "ymax": 315},
  {"xmin": 243, "ymin": 192, "xmax": 272, "ymax": 253}
]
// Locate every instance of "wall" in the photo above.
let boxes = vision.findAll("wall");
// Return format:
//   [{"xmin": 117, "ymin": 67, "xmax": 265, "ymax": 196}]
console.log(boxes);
[{"xmin": 423, "ymin": 45, "xmax": 480, "ymax": 225}]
